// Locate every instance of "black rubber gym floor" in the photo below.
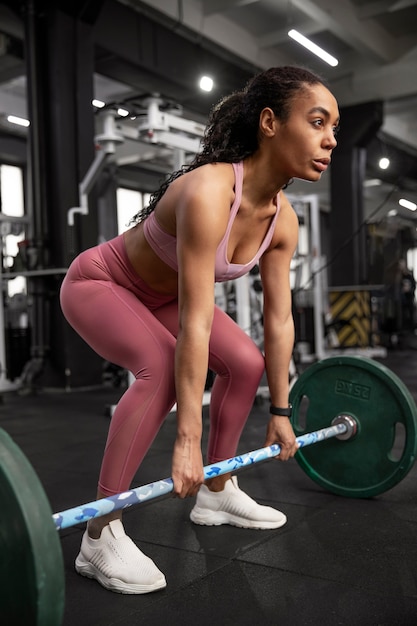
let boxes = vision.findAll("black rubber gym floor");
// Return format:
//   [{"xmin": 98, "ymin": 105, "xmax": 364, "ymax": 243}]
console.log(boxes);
[{"xmin": 1, "ymin": 348, "xmax": 417, "ymax": 625}]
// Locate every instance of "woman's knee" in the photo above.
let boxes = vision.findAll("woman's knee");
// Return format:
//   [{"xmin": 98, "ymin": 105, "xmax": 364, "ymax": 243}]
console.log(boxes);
[
  {"xmin": 210, "ymin": 308, "xmax": 264, "ymax": 383},
  {"xmin": 211, "ymin": 338, "xmax": 264, "ymax": 384},
  {"xmin": 236, "ymin": 340, "xmax": 265, "ymax": 381},
  {"xmin": 129, "ymin": 343, "xmax": 175, "ymax": 382}
]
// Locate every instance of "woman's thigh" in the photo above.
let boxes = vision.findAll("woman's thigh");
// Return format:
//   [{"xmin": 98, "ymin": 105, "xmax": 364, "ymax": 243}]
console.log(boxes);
[
  {"xmin": 153, "ymin": 300, "xmax": 264, "ymax": 378},
  {"xmin": 60, "ymin": 273, "xmax": 176, "ymax": 375}
]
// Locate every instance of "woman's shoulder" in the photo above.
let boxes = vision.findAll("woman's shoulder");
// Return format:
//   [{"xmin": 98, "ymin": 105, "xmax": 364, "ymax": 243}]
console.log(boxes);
[
  {"xmin": 278, "ymin": 191, "xmax": 298, "ymax": 219},
  {"xmin": 170, "ymin": 162, "xmax": 237, "ymax": 202},
  {"xmin": 186, "ymin": 162, "xmax": 236, "ymax": 184},
  {"xmin": 272, "ymin": 191, "xmax": 299, "ymax": 247},
  {"xmin": 174, "ymin": 162, "xmax": 235, "ymax": 184}
]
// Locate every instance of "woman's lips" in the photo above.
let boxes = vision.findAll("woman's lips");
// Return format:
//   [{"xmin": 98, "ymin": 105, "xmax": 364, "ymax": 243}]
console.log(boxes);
[{"xmin": 313, "ymin": 159, "xmax": 330, "ymax": 172}]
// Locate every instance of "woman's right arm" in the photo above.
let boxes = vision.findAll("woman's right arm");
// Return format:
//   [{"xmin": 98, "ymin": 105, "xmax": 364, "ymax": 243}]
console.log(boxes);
[{"xmin": 170, "ymin": 166, "xmax": 234, "ymax": 498}]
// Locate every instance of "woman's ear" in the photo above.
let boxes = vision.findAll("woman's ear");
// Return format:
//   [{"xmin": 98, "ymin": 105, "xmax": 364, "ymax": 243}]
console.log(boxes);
[{"xmin": 259, "ymin": 107, "xmax": 277, "ymax": 138}]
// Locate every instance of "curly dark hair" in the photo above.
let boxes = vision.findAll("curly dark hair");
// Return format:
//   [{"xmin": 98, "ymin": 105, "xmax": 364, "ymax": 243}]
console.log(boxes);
[{"xmin": 130, "ymin": 65, "xmax": 328, "ymax": 223}]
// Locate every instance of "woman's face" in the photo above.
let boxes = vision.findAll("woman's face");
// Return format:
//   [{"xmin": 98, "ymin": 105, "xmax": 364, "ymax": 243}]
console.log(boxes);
[{"xmin": 272, "ymin": 83, "xmax": 340, "ymax": 182}]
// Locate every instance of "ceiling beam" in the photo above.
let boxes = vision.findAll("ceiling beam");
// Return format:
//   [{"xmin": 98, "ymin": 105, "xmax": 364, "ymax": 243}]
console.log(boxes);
[
  {"xmin": 391, "ymin": 0, "xmax": 417, "ymax": 9},
  {"xmin": 118, "ymin": 0, "xmax": 284, "ymax": 70},
  {"xmin": 330, "ymin": 56, "xmax": 417, "ymax": 107},
  {"xmin": 357, "ymin": 0, "xmax": 417, "ymax": 18},
  {"xmin": 356, "ymin": 0, "xmax": 397, "ymax": 19},
  {"xmin": 290, "ymin": 0, "xmax": 415, "ymax": 63},
  {"xmin": 201, "ymin": 0, "xmax": 260, "ymax": 16}
]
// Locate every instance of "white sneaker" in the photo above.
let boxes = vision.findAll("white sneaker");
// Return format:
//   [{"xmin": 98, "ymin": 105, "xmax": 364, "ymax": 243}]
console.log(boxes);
[
  {"xmin": 75, "ymin": 519, "xmax": 166, "ymax": 594},
  {"xmin": 190, "ymin": 476, "xmax": 287, "ymax": 530}
]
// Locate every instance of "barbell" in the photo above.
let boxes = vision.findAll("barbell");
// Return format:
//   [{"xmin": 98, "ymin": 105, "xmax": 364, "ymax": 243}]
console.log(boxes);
[{"xmin": 1, "ymin": 355, "xmax": 416, "ymax": 625}]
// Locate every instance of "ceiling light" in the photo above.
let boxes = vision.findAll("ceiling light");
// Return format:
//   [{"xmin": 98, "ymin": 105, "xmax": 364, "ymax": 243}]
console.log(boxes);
[
  {"xmin": 399, "ymin": 198, "xmax": 417, "ymax": 211},
  {"xmin": 7, "ymin": 115, "xmax": 30, "ymax": 127},
  {"xmin": 199, "ymin": 75, "xmax": 214, "ymax": 92},
  {"xmin": 288, "ymin": 29, "xmax": 338, "ymax": 67},
  {"xmin": 378, "ymin": 157, "xmax": 390, "ymax": 170},
  {"xmin": 117, "ymin": 108, "xmax": 129, "ymax": 117},
  {"xmin": 92, "ymin": 99, "xmax": 105, "ymax": 108}
]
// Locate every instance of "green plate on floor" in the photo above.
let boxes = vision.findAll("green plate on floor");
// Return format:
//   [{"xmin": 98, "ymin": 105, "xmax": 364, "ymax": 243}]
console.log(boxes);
[
  {"xmin": 0, "ymin": 427, "xmax": 65, "ymax": 625},
  {"xmin": 289, "ymin": 356, "xmax": 417, "ymax": 497}
]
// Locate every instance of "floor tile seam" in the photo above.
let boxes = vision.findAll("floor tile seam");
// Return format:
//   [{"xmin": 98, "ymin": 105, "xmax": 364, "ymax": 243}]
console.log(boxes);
[
  {"xmin": 141, "ymin": 529, "xmax": 287, "ymax": 561},
  {"xmin": 166, "ymin": 558, "xmax": 241, "ymax": 590},
  {"xmin": 227, "ymin": 527, "xmax": 288, "ymax": 557},
  {"xmin": 261, "ymin": 497, "xmax": 335, "ymax": 509},
  {"xmin": 125, "ymin": 534, "xmax": 280, "ymax": 564},
  {"xmin": 232, "ymin": 559, "xmax": 417, "ymax": 599},
  {"xmin": 137, "ymin": 540, "xmax": 235, "ymax": 561}
]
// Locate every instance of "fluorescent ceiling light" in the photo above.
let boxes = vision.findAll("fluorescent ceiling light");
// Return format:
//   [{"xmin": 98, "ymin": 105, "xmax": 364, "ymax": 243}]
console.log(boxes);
[
  {"xmin": 288, "ymin": 29, "xmax": 338, "ymax": 67},
  {"xmin": 7, "ymin": 115, "xmax": 30, "ymax": 127},
  {"xmin": 399, "ymin": 198, "xmax": 417, "ymax": 211},
  {"xmin": 117, "ymin": 108, "xmax": 129, "ymax": 117},
  {"xmin": 92, "ymin": 99, "xmax": 105, "ymax": 108}
]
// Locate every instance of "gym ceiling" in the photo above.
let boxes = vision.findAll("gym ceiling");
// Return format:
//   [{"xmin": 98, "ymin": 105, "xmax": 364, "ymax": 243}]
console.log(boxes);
[{"xmin": 0, "ymin": 0, "xmax": 417, "ymax": 225}]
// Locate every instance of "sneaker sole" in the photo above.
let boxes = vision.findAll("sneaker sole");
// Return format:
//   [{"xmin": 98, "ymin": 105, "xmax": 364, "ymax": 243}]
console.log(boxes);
[
  {"xmin": 75, "ymin": 556, "xmax": 167, "ymax": 594},
  {"xmin": 190, "ymin": 508, "xmax": 287, "ymax": 529}
]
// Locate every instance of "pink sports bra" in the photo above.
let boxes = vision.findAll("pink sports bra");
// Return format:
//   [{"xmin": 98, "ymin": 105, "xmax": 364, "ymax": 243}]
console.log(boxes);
[{"xmin": 142, "ymin": 161, "xmax": 280, "ymax": 283}]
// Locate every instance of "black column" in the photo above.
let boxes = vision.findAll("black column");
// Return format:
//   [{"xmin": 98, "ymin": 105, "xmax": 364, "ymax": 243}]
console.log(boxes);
[
  {"xmin": 329, "ymin": 101, "xmax": 383, "ymax": 287},
  {"xmin": 21, "ymin": 0, "xmax": 104, "ymax": 388}
]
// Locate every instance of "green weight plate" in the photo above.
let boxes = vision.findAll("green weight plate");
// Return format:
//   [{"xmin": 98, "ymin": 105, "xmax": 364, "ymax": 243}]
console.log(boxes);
[
  {"xmin": 289, "ymin": 356, "xmax": 417, "ymax": 498},
  {"xmin": 0, "ymin": 427, "xmax": 65, "ymax": 625}
]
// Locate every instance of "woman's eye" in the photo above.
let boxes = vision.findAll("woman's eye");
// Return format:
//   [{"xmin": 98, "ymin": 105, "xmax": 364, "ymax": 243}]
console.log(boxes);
[{"xmin": 313, "ymin": 119, "xmax": 323, "ymax": 127}]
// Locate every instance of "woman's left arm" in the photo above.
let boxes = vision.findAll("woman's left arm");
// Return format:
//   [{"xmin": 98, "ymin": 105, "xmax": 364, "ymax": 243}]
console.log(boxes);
[{"xmin": 259, "ymin": 192, "xmax": 299, "ymax": 461}]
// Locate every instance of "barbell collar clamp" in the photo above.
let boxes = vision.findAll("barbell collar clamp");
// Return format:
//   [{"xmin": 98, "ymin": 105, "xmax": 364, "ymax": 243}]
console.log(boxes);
[{"xmin": 331, "ymin": 414, "xmax": 358, "ymax": 440}]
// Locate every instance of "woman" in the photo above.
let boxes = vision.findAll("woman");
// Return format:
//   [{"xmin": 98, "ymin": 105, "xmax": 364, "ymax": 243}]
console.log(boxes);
[{"xmin": 60, "ymin": 65, "xmax": 339, "ymax": 594}]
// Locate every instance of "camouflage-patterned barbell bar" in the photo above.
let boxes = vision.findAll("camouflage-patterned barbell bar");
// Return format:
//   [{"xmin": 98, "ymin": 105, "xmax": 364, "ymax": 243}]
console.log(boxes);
[{"xmin": 1, "ymin": 356, "xmax": 417, "ymax": 625}]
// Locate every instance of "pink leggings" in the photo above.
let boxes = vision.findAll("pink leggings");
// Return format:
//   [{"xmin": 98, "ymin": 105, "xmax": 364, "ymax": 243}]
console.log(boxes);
[{"xmin": 60, "ymin": 235, "xmax": 265, "ymax": 496}]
